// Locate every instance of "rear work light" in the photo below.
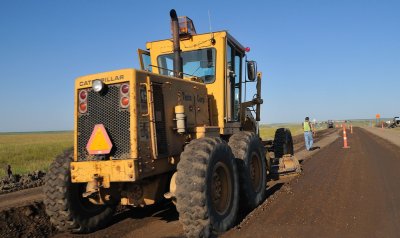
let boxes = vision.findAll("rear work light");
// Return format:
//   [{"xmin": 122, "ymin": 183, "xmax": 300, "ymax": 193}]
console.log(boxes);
[
  {"xmin": 92, "ymin": 80, "xmax": 105, "ymax": 93},
  {"xmin": 78, "ymin": 89, "xmax": 88, "ymax": 114}
]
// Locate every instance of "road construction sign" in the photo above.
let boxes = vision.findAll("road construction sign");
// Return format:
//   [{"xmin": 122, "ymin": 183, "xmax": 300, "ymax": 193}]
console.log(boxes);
[
  {"xmin": 376, "ymin": 114, "xmax": 380, "ymax": 119},
  {"xmin": 86, "ymin": 124, "xmax": 113, "ymax": 155}
]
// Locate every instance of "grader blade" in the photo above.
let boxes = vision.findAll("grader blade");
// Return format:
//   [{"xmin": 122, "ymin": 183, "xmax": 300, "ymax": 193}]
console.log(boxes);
[{"xmin": 270, "ymin": 154, "xmax": 301, "ymax": 176}]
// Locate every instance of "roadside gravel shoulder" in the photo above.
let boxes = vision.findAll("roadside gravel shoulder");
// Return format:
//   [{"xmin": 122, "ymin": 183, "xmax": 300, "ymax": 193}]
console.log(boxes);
[
  {"xmin": 295, "ymin": 129, "xmax": 340, "ymax": 161},
  {"xmin": 361, "ymin": 127, "xmax": 400, "ymax": 147}
]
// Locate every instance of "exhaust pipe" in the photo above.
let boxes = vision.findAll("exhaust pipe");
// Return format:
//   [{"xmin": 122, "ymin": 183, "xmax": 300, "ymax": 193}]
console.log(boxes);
[{"xmin": 170, "ymin": 9, "xmax": 183, "ymax": 78}]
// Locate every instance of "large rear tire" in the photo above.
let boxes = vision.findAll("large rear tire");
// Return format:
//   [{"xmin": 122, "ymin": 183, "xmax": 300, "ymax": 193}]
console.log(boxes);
[
  {"xmin": 176, "ymin": 137, "xmax": 239, "ymax": 238},
  {"xmin": 228, "ymin": 131, "xmax": 266, "ymax": 211},
  {"xmin": 43, "ymin": 149, "xmax": 116, "ymax": 233},
  {"xmin": 273, "ymin": 128, "xmax": 294, "ymax": 158}
]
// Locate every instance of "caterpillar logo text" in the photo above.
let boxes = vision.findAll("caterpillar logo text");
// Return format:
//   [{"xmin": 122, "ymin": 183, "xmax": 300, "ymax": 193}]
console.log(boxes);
[{"xmin": 79, "ymin": 75, "xmax": 125, "ymax": 87}]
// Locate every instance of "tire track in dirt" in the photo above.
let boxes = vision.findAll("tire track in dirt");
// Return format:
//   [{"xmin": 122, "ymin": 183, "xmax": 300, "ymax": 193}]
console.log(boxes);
[{"xmin": 224, "ymin": 127, "xmax": 400, "ymax": 238}]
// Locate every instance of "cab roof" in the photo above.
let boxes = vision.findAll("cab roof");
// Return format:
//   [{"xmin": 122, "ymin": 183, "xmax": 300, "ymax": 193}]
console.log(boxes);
[{"xmin": 145, "ymin": 30, "xmax": 246, "ymax": 53}]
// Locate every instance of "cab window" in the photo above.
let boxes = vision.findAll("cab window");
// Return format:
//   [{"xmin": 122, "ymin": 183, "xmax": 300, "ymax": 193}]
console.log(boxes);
[
  {"xmin": 138, "ymin": 49, "xmax": 152, "ymax": 72},
  {"xmin": 226, "ymin": 42, "xmax": 243, "ymax": 121},
  {"xmin": 157, "ymin": 48, "xmax": 216, "ymax": 83}
]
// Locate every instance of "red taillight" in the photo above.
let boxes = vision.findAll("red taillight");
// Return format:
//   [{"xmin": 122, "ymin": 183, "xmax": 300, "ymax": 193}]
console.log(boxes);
[
  {"xmin": 121, "ymin": 84, "xmax": 129, "ymax": 94},
  {"xmin": 121, "ymin": 97, "xmax": 129, "ymax": 107},
  {"xmin": 79, "ymin": 90, "xmax": 87, "ymax": 101},
  {"xmin": 79, "ymin": 102, "xmax": 87, "ymax": 113},
  {"xmin": 78, "ymin": 90, "xmax": 88, "ymax": 114},
  {"xmin": 119, "ymin": 83, "xmax": 129, "ymax": 109}
]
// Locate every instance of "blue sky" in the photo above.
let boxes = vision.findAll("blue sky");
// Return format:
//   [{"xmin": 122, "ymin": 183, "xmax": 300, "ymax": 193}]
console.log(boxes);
[{"xmin": 0, "ymin": 0, "xmax": 399, "ymax": 132}]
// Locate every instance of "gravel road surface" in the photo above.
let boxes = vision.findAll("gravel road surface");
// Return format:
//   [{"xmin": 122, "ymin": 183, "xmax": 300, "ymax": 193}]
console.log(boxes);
[
  {"xmin": 0, "ymin": 130, "xmax": 362, "ymax": 237},
  {"xmin": 224, "ymin": 127, "xmax": 400, "ymax": 238}
]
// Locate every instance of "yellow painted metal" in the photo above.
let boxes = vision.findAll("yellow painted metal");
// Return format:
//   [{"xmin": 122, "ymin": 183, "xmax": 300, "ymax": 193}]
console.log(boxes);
[
  {"xmin": 71, "ymin": 18, "xmax": 260, "ymax": 207},
  {"xmin": 174, "ymin": 105, "xmax": 184, "ymax": 113},
  {"xmin": 70, "ymin": 159, "xmax": 135, "ymax": 183},
  {"xmin": 134, "ymin": 70, "xmax": 208, "ymax": 163},
  {"xmin": 146, "ymin": 31, "xmax": 242, "ymax": 134},
  {"xmin": 146, "ymin": 74, "xmax": 158, "ymax": 160},
  {"xmin": 190, "ymin": 126, "xmax": 220, "ymax": 139},
  {"xmin": 72, "ymin": 29, "xmax": 251, "ymax": 206},
  {"xmin": 74, "ymin": 68, "xmax": 206, "ymax": 180},
  {"xmin": 74, "ymin": 68, "xmax": 133, "ymax": 90},
  {"xmin": 74, "ymin": 69, "xmax": 138, "ymax": 164}
]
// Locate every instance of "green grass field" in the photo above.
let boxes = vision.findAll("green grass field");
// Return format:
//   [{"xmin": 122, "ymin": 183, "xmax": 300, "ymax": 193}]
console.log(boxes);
[
  {"xmin": 259, "ymin": 124, "xmax": 304, "ymax": 140},
  {"xmin": 0, "ymin": 131, "xmax": 73, "ymax": 178},
  {"xmin": 0, "ymin": 123, "xmax": 324, "ymax": 178},
  {"xmin": 259, "ymin": 123, "xmax": 328, "ymax": 140}
]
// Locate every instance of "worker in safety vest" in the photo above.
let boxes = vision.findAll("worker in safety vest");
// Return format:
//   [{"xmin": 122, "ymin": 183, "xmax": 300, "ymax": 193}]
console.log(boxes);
[{"xmin": 302, "ymin": 117, "xmax": 314, "ymax": 151}]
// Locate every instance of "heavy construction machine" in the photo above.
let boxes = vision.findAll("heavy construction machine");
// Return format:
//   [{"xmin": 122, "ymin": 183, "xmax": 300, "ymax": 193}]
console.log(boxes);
[
  {"xmin": 44, "ymin": 9, "xmax": 298, "ymax": 237},
  {"xmin": 388, "ymin": 117, "xmax": 400, "ymax": 128}
]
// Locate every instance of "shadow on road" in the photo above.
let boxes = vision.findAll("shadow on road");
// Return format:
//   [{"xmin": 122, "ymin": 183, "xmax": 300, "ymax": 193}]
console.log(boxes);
[
  {"xmin": 107, "ymin": 200, "xmax": 179, "ymax": 227},
  {"xmin": 236, "ymin": 182, "xmax": 284, "ymax": 222},
  {"xmin": 309, "ymin": 146, "xmax": 321, "ymax": 151}
]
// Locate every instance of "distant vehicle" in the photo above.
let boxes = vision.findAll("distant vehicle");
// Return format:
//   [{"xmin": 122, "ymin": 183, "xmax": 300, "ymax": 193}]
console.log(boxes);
[
  {"xmin": 328, "ymin": 120, "xmax": 334, "ymax": 128},
  {"xmin": 388, "ymin": 117, "xmax": 400, "ymax": 128}
]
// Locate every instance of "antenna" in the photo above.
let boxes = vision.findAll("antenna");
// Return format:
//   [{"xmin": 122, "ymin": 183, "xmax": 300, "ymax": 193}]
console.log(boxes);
[
  {"xmin": 208, "ymin": 10, "xmax": 215, "ymax": 44},
  {"xmin": 208, "ymin": 10, "xmax": 212, "ymax": 32}
]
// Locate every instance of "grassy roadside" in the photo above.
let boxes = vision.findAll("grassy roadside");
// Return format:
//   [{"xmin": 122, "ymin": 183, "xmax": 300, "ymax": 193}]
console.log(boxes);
[
  {"xmin": 259, "ymin": 124, "xmax": 304, "ymax": 140},
  {"xmin": 0, "ymin": 124, "xmax": 327, "ymax": 178},
  {"xmin": 259, "ymin": 123, "xmax": 327, "ymax": 140},
  {"xmin": 0, "ymin": 131, "xmax": 73, "ymax": 178}
]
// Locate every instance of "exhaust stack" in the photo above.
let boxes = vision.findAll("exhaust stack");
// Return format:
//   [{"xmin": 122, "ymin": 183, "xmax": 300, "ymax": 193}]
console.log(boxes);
[{"xmin": 170, "ymin": 9, "xmax": 183, "ymax": 78}]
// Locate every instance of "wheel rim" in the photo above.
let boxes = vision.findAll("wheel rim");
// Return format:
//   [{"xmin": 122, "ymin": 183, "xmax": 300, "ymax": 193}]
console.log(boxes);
[
  {"xmin": 211, "ymin": 162, "xmax": 232, "ymax": 215},
  {"xmin": 250, "ymin": 152, "xmax": 262, "ymax": 192}
]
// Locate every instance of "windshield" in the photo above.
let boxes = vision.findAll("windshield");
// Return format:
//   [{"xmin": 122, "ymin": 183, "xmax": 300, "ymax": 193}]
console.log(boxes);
[{"xmin": 157, "ymin": 48, "xmax": 216, "ymax": 83}]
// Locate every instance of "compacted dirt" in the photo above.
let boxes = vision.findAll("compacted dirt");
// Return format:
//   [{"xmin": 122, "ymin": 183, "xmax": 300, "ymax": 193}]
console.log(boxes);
[
  {"xmin": 4, "ymin": 127, "xmax": 399, "ymax": 238},
  {"xmin": 224, "ymin": 127, "xmax": 400, "ymax": 238},
  {"xmin": 0, "ymin": 129, "xmax": 336, "ymax": 238},
  {"xmin": 0, "ymin": 202, "xmax": 56, "ymax": 238}
]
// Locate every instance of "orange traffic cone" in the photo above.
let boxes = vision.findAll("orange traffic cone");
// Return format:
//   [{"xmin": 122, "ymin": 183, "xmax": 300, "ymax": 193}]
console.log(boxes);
[{"xmin": 343, "ymin": 127, "xmax": 350, "ymax": 149}]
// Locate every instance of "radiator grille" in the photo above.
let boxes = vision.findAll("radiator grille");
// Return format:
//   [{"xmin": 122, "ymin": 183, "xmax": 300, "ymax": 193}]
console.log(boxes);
[
  {"xmin": 152, "ymin": 84, "xmax": 168, "ymax": 156},
  {"xmin": 77, "ymin": 84, "xmax": 130, "ymax": 161}
]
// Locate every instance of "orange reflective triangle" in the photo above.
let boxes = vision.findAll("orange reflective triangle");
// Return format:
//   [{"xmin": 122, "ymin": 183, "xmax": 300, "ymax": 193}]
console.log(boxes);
[{"xmin": 86, "ymin": 124, "xmax": 113, "ymax": 155}]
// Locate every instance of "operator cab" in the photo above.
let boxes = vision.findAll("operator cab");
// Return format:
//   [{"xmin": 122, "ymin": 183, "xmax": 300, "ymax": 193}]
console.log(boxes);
[{"xmin": 138, "ymin": 15, "xmax": 260, "ymax": 134}]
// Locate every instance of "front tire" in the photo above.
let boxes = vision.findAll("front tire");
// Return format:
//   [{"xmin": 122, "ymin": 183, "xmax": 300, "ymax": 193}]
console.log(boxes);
[
  {"xmin": 43, "ymin": 149, "xmax": 116, "ymax": 233},
  {"xmin": 176, "ymin": 137, "xmax": 239, "ymax": 238},
  {"xmin": 273, "ymin": 128, "xmax": 294, "ymax": 158},
  {"xmin": 229, "ymin": 131, "xmax": 266, "ymax": 211}
]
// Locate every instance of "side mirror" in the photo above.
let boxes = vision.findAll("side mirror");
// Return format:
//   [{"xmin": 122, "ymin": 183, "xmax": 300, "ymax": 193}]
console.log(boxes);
[{"xmin": 247, "ymin": 61, "xmax": 257, "ymax": 81}]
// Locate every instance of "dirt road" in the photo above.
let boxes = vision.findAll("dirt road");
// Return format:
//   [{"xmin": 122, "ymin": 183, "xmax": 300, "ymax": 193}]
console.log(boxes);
[
  {"xmin": 0, "ymin": 187, "xmax": 43, "ymax": 211},
  {"xmin": 52, "ymin": 129, "xmax": 337, "ymax": 238},
  {"xmin": 2, "ymin": 127, "xmax": 397, "ymax": 238},
  {"xmin": 224, "ymin": 127, "xmax": 400, "ymax": 238}
]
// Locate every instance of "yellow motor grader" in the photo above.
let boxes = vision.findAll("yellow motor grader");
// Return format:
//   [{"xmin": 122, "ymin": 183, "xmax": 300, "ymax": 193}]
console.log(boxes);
[{"xmin": 44, "ymin": 9, "xmax": 299, "ymax": 237}]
